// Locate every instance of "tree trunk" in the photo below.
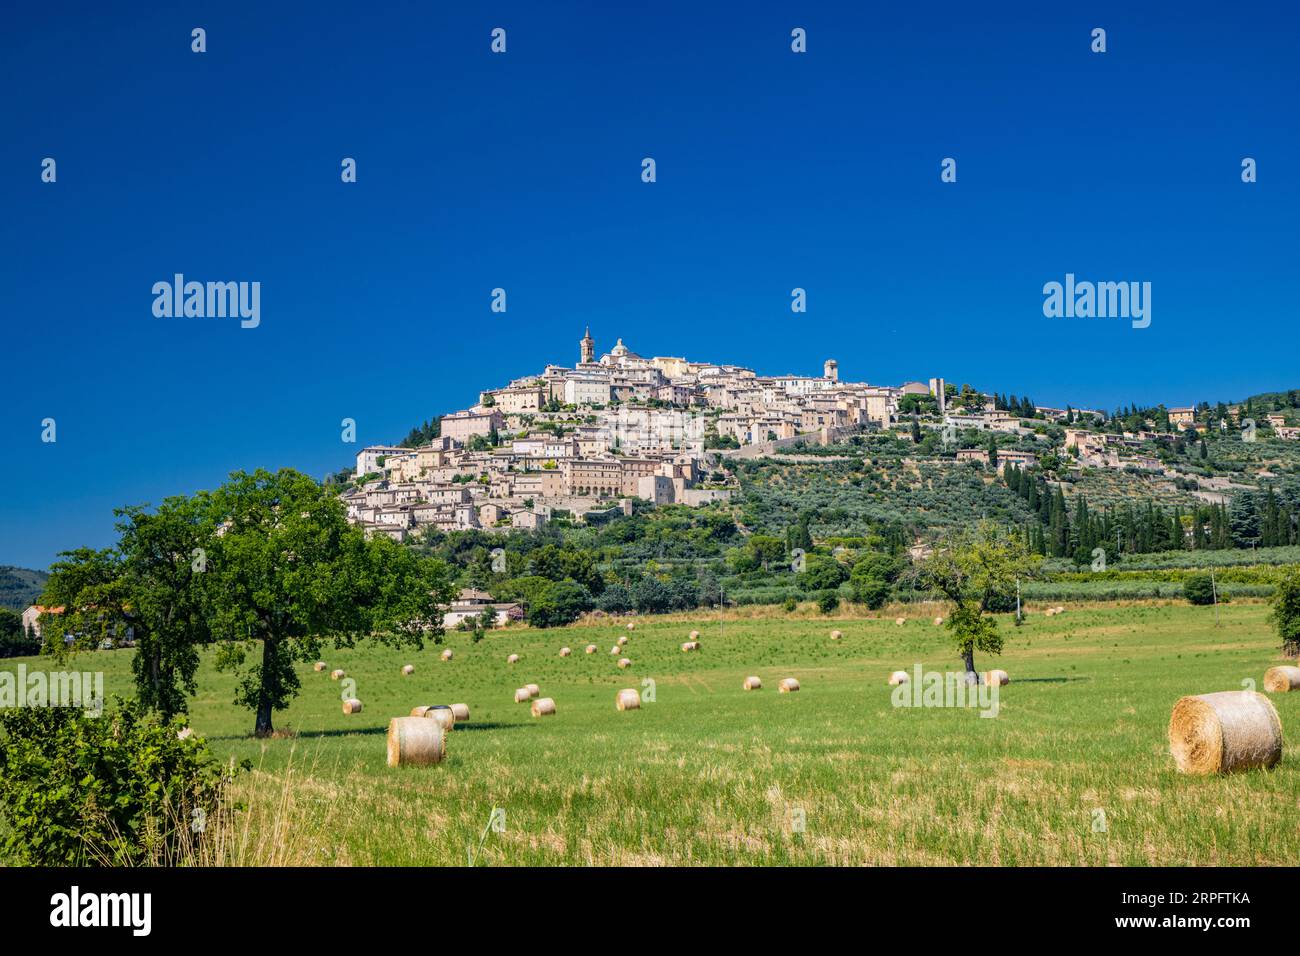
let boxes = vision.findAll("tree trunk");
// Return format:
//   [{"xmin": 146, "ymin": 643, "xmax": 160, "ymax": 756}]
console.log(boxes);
[
  {"xmin": 962, "ymin": 647, "xmax": 976, "ymax": 677},
  {"xmin": 255, "ymin": 635, "xmax": 276, "ymax": 737}
]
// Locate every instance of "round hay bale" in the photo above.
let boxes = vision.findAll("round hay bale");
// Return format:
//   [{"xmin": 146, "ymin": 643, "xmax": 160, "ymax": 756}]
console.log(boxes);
[
  {"xmin": 525, "ymin": 683, "xmax": 540, "ymax": 698},
  {"xmin": 616, "ymin": 688, "xmax": 640, "ymax": 711},
  {"xmin": 743, "ymin": 675, "xmax": 762, "ymax": 690},
  {"xmin": 531, "ymin": 697, "xmax": 556, "ymax": 717},
  {"xmin": 681, "ymin": 641, "xmax": 699, "ymax": 652},
  {"xmin": 933, "ymin": 616, "xmax": 944, "ymax": 626},
  {"xmin": 425, "ymin": 705, "xmax": 455, "ymax": 730},
  {"xmin": 888, "ymin": 670, "xmax": 909, "ymax": 686},
  {"xmin": 330, "ymin": 669, "xmax": 346, "ymax": 681},
  {"xmin": 830, "ymin": 629, "xmax": 842, "ymax": 641},
  {"xmin": 617, "ymin": 657, "xmax": 632, "ymax": 669},
  {"xmin": 514, "ymin": 687, "xmax": 531, "ymax": 703},
  {"xmin": 985, "ymin": 669, "xmax": 1009, "ymax": 687},
  {"xmin": 689, "ymin": 630, "xmax": 700, "ymax": 640},
  {"xmin": 610, "ymin": 645, "xmax": 620, "ymax": 655},
  {"xmin": 627, "ymin": 622, "xmax": 636, "ymax": 631},
  {"xmin": 585, "ymin": 644, "xmax": 598, "ymax": 654},
  {"xmin": 313, "ymin": 661, "xmax": 327, "ymax": 672},
  {"xmin": 441, "ymin": 648, "xmax": 453, "ymax": 661},
  {"xmin": 410, "ymin": 705, "xmax": 434, "ymax": 717},
  {"xmin": 386, "ymin": 717, "xmax": 446, "ymax": 767},
  {"xmin": 342, "ymin": 698, "xmax": 363, "ymax": 715},
  {"xmin": 450, "ymin": 703, "xmax": 470, "ymax": 722},
  {"xmin": 1264, "ymin": 666, "xmax": 1300, "ymax": 693},
  {"xmin": 507, "ymin": 653, "xmax": 520, "ymax": 664},
  {"xmin": 894, "ymin": 617, "xmax": 906, "ymax": 626},
  {"xmin": 559, "ymin": 646, "xmax": 571, "ymax": 657},
  {"xmin": 401, "ymin": 664, "xmax": 415, "ymax": 676},
  {"xmin": 779, "ymin": 677, "xmax": 800, "ymax": 693},
  {"xmin": 1169, "ymin": 691, "xmax": 1283, "ymax": 775},
  {"xmin": 1054, "ymin": 606, "xmax": 1065, "ymax": 614},
  {"xmin": 617, "ymin": 635, "xmax": 628, "ymax": 646}
]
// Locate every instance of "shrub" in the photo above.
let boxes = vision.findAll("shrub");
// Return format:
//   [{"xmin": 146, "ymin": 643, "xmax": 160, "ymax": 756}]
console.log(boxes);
[
  {"xmin": 852, "ymin": 577, "xmax": 891, "ymax": 609},
  {"xmin": 782, "ymin": 596, "xmax": 798, "ymax": 612},
  {"xmin": 817, "ymin": 591, "xmax": 840, "ymax": 614},
  {"xmin": 526, "ymin": 580, "xmax": 592, "ymax": 628},
  {"xmin": 0, "ymin": 698, "xmax": 237, "ymax": 865},
  {"xmin": 1183, "ymin": 574, "xmax": 1218, "ymax": 606}
]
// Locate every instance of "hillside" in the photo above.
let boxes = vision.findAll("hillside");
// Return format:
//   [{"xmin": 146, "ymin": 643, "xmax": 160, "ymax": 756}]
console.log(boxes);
[{"xmin": 0, "ymin": 566, "xmax": 48, "ymax": 611}]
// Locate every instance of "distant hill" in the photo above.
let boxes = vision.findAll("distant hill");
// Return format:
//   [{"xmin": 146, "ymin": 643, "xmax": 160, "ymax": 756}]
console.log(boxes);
[{"xmin": 0, "ymin": 566, "xmax": 49, "ymax": 611}]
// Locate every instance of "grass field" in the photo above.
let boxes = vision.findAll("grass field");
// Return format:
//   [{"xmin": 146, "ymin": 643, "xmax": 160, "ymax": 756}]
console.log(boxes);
[{"xmin": 6, "ymin": 602, "xmax": 1300, "ymax": 866}]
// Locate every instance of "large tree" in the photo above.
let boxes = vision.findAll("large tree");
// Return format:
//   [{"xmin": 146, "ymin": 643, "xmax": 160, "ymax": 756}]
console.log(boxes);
[
  {"xmin": 923, "ymin": 521, "xmax": 1039, "ymax": 676},
  {"xmin": 204, "ymin": 469, "xmax": 454, "ymax": 736},
  {"xmin": 41, "ymin": 494, "xmax": 214, "ymax": 718}
]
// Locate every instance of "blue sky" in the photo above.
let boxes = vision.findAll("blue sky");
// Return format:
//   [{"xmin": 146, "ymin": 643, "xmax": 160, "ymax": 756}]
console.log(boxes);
[{"xmin": 1, "ymin": 0, "xmax": 1297, "ymax": 569}]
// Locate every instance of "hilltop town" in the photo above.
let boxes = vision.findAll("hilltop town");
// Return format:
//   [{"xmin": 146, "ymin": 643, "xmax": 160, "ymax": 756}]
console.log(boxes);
[{"xmin": 341, "ymin": 329, "xmax": 1300, "ymax": 543}]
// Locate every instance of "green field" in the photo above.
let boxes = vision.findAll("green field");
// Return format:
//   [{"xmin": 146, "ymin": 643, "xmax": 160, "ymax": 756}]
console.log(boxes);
[{"xmin": 6, "ymin": 602, "xmax": 1299, "ymax": 866}]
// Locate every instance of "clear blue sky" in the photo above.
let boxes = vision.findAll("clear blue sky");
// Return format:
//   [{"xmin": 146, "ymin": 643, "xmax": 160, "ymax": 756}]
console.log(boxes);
[{"xmin": 1, "ymin": 0, "xmax": 1296, "ymax": 570}]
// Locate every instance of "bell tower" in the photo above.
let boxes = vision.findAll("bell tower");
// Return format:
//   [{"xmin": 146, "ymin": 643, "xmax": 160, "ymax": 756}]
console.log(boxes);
[{"xmin": 580, "ymin": 327, "xmax": 595, "ymax": 365}]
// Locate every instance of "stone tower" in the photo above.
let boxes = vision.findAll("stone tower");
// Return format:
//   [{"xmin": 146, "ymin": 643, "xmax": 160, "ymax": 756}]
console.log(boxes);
[
  {"xmin": 824, "ymin": 358, "xmax": 839, "ymax": 382},
  {"xmin": 580, "ymin": 327, "xmax": 594, "ymax": 365}
]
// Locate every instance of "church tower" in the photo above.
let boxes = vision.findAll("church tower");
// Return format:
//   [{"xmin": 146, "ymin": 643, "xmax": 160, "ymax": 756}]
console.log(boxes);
[{"xmin": 580, "ymin": 327, "xmax": 595, "ymax": 365}]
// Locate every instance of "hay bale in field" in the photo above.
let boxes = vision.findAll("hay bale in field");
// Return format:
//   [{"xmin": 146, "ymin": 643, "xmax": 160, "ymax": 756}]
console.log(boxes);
[
  {"xmin": 1169, "ymin": 691, "xmax": 1283, "ymax": 775},
  {"xmin": 514, "ymin": 687, "xmax": 530, "ymax": 703},
  {"xmin": 617, "ymin": 635, "xmax": 628, "ymax": 646},
  {"xmin": 410, "ymin": 705, "xmax": 434, "ymax": 717},
  {"xmin": 450, "ymin": 703, "xmax": 470, "ymax": 722},
  {"xmin": 894, "ymin": 617, "xmax": 906, "ymax": 626},
  {"xmin": 689, "ymin": 630, "xmax": 700, "ymax": 640},
  {"xmin": 441, "ymin": 648, "xmax": 453, "ymax": 661},
  {"xmin": 888, "ymin": 670, "xmax": 909, "ymax": 686},
  {"xmin": 617, "ymin": 657, "xmax": 632, "ymax": 669},
  {"xmin": 401, "ymin": 664, "xmax": 415, "ymax": 676},
  {"xmin": 386, "ymin": 717, "xmax": 446, "ymax": 767},
  {"xmin": 830, "ymin": 629, "xmax": 842, "ymax": 641},
  {"xmin": 342, "ymin": 698, "xmax": 363, "ymax": 715},
  {"xmin": 616, "ymin": 688, "xmax": 640, "ymax": 711},
  {"xmin": 585, "ymin": 644, "xmax": 598, "ymax": 654},
  {"xmin": 507, "ymin": 653, "xmax": 520, "ymax": 664},
  {"xmin": 531, "ymin": 697, "xmax": 556, "ymax": 717},
  {"xmin": 330, "ymin": 669, "xmax": 345, "ymax": 681},
  {"xmin": 933, "ymin": 616, "xmax": 944, "ymax": 626},
  {"xmin": 743, "ymin": 676, "xmax": 762, "ymax": 690},
  {"xmin": 985, "ymin": 669, "xmax": 1009, "ymax": 687},
  {"xmin": 559, "ymin": 646, "xmax": 571, "ymax": 657},
  {"xmin": 313, "ymin": 661, "xmax": 327, "ymax": 672},
  {"xmin": 1044, "ymin": 608, "xmax": 1057, "ymax": 617},
  {"xmin": 627, "ymin": 622, "xmax": 636, "ymax": 631},
  {"xmin": 425, "ymin": 705, "xmax": 455, "ymax": 730},
  {"xmin": 1054, "ymin": 606, "xmax": 1065, "ymax": 614},
  {"xmin": 1264, "ymin": 666, "xmax": 1300, "ymax": 693},
  {"xmin": 610, "ymin": 645, "xmax": 621, "ymax": 655},
  {"xmin": 681, "ymin": 641, "xmax": 700, "ymax": 652},
  {"xmin": 525, "ymin": 683, "xmax": 540, "ymax": 698},
  {"xmin": 779, "ymin": 677, "xmax": 800, "ymax": 693}
]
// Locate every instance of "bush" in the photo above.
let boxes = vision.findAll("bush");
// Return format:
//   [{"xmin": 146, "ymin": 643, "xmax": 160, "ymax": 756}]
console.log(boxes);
[
  {"xmin": 526, "ymin": 580, "xmax": 592, "ymax": 628},
  {"xmin": 0, "ymin": 699, "xmax": 236, "ymax": 865},
  {"xmin": 1183, "ymin": 574, "xmax": 1218, "ymax": 606},
  {"xmin": 595, "ymin": 583, "xmax": 632, "ymax": 614},
  {"xmin": 782, "ymin": 596, "xmax": 798, "ymax": 612},
  {"xmin": 852, "ymin": 577, "xmax": 891, "ymax": 609},
  {"xmin": 817, "ymin": 591, "xmax": 840, "ymax": 614}
]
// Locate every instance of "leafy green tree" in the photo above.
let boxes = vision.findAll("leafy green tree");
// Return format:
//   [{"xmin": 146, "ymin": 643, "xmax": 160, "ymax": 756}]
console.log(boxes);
[
  {"xmin": 526, "ymin": 580, "xmax": 592, "ymax": 627},
  {"xmin": 1183, "ymin": 573, "xmax": 1217, "ymax": 606},
  {"xmin": 852, "ymin": 576, "xmax": 890, "ymax": 609},
  {"xmin": 41, "ymin": 495, "xmax": 215, "ymax": 719},
  {"xmin": 1270, "ymin": 567, "xmax": 1300, "ymax": 657},
  {"xmin": 205, "ymin": 469, "xmax": 454, "ymax": 736},
  {"xmin": 924, "ymin": 521, "xmax": 1039, "ymax": 675}
]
